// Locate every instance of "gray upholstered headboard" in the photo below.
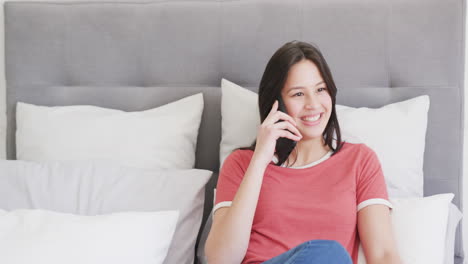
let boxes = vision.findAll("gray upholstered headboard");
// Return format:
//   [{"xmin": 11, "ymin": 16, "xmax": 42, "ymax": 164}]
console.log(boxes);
[{"xmin": 4, "ymin": 0, "xmax": 465, "ymax": 263}]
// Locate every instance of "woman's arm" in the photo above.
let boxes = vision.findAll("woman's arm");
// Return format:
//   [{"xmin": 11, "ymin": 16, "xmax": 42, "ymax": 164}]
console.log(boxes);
[
  {"xmin": 205, "ymin": 100, "xmax": 302, "ymax": 264},
  {"xmin": 204, "ymin": 156, "xmax": 268, "ymax": 264},
  {"xmin": 357, "ymin": 204, "xmax": 402, "ymax": 264}
]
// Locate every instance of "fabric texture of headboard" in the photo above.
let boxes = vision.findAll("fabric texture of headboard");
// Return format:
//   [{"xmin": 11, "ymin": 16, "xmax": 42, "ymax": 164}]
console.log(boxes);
[{"xmin": 4, "ymin": 0, "xmax": 465, "ymax": 262}]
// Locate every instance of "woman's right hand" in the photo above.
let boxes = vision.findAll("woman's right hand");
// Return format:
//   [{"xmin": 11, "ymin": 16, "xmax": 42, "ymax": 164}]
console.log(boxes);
[{"xmin": 252, "ymin": 100, "xmax": 303, "ymax": 166}]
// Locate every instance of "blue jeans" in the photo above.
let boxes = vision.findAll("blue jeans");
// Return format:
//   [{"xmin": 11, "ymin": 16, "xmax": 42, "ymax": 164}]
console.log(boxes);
[{"xmin": 261, "ymin": 240, "xmax": 353, "ymax": 264}]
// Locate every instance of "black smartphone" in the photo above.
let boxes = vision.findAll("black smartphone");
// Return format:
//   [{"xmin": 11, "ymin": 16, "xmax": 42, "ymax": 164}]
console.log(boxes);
[{"xmin": 275, "ymin": 96, "xmax": 297, "ymax": 164}]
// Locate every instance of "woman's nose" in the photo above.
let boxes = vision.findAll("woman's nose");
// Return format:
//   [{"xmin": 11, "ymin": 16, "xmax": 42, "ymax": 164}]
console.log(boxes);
[{"xmin": 304, "ymin": 94, "xmax": 320, "ymax": 109}]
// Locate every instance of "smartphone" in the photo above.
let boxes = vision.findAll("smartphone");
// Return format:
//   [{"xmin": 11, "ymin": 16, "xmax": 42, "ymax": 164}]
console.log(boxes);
[{"xmin": 275, "ymin": 96, "xmax": 297, "ymax": 164}]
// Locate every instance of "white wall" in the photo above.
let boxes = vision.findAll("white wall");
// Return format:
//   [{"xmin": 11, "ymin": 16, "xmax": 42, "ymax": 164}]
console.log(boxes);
[
  {"xmin": 0, "ymin": 1, "xmax": 467, "ymax": 261},
  {"xmin": 0, "ymin": 2, "xmax": 6, "ymax": 160},
  {"xmin": 463, "ymin": 2, "xmax": 468, "ymax": 262}
]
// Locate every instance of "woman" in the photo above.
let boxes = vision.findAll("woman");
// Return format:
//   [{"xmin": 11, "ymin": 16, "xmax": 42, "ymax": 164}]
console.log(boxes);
[{"xmin": 205, "ymin": 41, "xmax": 402, "ymax": 264}]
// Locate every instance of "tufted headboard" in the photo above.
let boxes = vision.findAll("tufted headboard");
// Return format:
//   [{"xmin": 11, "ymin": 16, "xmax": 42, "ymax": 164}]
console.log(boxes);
[{"xmin": 4, "ymin": 0, "xmax": 465, "ymax": 262}]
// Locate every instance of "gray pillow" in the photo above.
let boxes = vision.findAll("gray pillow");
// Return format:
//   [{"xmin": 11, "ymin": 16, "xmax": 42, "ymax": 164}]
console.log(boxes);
[
  {"xmin": 0, "ymin": 160, "xmax": 212, "ymax": 264},
  {"xmin": 444, "ymin": 203, "xmax": 463, "ymax": 264},
  {"xmin": 197, "ymin": 190, "xmax": 216, "ymax": 264},
  {"xmin": 197, "ymin": 212, "xmax": 212, "ymax": 264}
]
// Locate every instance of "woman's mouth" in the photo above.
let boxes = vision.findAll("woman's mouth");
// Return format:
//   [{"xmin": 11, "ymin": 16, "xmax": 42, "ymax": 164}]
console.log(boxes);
[{"xmin": 300, "ymin": 113, "xmax": 322, "ymax": 126}]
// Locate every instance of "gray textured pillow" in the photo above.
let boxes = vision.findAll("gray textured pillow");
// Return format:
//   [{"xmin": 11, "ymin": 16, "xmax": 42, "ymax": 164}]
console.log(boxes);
[
  {"xmin": 0, "ymin": 160, "xmax": 212, "ymax": 264},
  {"xmin": 445, "ymin": 203, "xmax": 463, "ymax": 264}
]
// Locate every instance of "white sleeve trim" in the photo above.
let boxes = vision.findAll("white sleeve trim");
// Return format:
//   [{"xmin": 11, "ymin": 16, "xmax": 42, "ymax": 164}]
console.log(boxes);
[
  {"xmin": 212, "ymin": 201, "xmax": 233, "ymax": 215},
  {"xmin": 357, "ymin": 198, "xmax": 393, "ymax": 212}
]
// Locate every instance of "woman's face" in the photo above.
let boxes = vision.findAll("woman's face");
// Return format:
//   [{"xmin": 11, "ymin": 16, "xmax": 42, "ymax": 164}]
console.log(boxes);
[{"xmin": 280, "ymin": 59, "xmax": 332, "ymax": 141}]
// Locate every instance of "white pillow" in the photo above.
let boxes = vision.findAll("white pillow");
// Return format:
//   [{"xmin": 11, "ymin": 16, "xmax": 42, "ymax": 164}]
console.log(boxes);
[
  {"xmin": 336, "ymin": 97, "xmax": 429, "ymax": 198},
  {"xmin": 16, "ymin": 93, "xmax": 204, "ymax": 169},
  {"xmin": 220, "ymin": 79, "xmax": 260, "ymax": 166},
  {"xmin": 357, "ymin": 193, "xmax": 454, "ymax": 264},
  {"xmin": 0, "ymin": 160, "xmax": 212, "ymax": 264},
  {"xmin": 220, "ymin": 79, "xmax": 429, "ymax": 198},
  {"xmin": 0, "ymin": 209, "xmax": 179, "ymax": 264}
]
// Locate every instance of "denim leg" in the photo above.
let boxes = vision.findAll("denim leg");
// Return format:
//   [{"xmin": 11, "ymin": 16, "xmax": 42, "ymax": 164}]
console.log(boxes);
[{"xmin": 261, "ymin": 240, "xmax": 353, "ymax": 264}]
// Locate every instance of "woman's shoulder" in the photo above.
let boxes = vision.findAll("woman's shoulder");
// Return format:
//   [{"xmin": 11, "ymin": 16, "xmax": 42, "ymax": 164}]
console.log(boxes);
[
  {"xmin": 223, "ymin": 148, "xmax": 255, "ymax": 166},
  {"xmin": 339, "ymin": 141, "xmax": 377, "ymax": 157},
  {"xmin": 231, "ymin": 148, "xmax": 255, "ymax": 157}
]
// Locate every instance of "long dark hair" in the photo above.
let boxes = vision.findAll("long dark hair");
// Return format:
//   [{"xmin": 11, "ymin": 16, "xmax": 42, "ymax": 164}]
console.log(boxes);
[{"xmin": 237, "ymin": 40, "xmax": 343, "ymax": 166}]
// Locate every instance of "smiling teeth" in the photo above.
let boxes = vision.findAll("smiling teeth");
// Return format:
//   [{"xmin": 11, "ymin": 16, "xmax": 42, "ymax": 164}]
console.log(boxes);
[{"xmin": 302, "ymin": 114, "xmax": 321, "ymax": 122}]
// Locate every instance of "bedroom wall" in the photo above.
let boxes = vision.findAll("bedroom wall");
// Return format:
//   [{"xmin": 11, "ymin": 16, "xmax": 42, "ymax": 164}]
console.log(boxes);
[
  {"xmin": 0, "ymin": 2, "xmax": 5, "ymax": 160},
  {"xmin": 0, "ymin": 1, "xmax": 466, "ymax": 262},
  {"xmin": 463, "ymin": 1, "xmax": 468, "ymax": 262}
]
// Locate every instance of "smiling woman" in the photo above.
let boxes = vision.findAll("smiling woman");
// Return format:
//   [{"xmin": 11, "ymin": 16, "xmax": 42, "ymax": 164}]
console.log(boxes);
[
  {"xmin": 205, "ymin": 41, "xmax": 401, "ymax": 264},
  {"xmin": 280, "ymin": 59, "xmax": 333, "ymax": 166},
  {"xmin": 234, "ymin": 41, "xmax": 344, "ymax": 167},
  {"xmin": 256, "ymin": 41, "xmax": 344, "ymax": 167}
]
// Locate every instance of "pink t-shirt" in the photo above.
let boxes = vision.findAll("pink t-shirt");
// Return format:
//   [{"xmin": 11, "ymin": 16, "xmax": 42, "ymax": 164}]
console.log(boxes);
[{"xmin": 214, "ymin": 142, "xmax": 391, "ymax": 264}]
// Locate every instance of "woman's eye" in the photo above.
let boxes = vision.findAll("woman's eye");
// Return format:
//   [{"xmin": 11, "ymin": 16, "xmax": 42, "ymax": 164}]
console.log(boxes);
[
  {"xmin": 318, "ymin": 87, "xmax": 327, "ymax": 92},
  {"xmin": 293, "ymin": 92, "xmax": 304, "ymax": 97}
]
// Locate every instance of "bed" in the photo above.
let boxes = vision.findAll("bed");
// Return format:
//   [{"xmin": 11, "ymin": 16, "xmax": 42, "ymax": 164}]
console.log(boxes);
[{"xmin": 1, "ymin": 0, "xmax": 465, "ymax": 263}]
